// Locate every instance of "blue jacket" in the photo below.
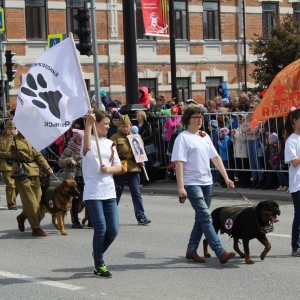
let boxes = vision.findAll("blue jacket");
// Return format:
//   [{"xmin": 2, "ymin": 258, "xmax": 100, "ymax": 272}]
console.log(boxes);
[
  {"xmin": 101, "ymin": 95, "xmax": 111, "ymax": 110},
  {"xmin": 218, "ymin": 134, "xmax": 231, "ymax": 161},
  {"xmin": 209, "ymin": 128, "xmax": 219, "ymax": 153},
  {"xmin": 218, "ymin": 83, "xmax": 231, "ymax": 102}
]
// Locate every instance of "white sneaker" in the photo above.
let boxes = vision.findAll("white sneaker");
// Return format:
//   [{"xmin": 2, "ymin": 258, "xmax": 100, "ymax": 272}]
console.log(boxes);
[
  {"xmin": 277, "ymin": 186, "xmax": 283, "ymax": 191},
  {"xmin": 281, "ymin": 186, "xmax": 288, "ymax": 191},
  {"xmin": 291, "ymin": 249, "xmax": 300, "ymax": 257}
]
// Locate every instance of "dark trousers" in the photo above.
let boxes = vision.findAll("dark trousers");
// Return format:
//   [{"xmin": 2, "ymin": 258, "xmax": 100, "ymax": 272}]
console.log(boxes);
[
  {"xmin": 114, "ymin": 172, "xmax": 146, "ymax": 221},
  {"xmin": 235, "ymin": 158, "xmax": 252, "ymax": 186}
]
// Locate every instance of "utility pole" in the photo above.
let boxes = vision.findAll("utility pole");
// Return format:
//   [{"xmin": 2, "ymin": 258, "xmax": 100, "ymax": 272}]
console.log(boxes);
[
  {"xmin": 89, "ymin": 0, "xmax": 101, "ymax": 109},
  {"xmin": 169, "ymin": 0, "xmax": 177, "ymax": 101},
  {"xmin": 122, "ymin": 0, "xmax": 138, "ymax": 105}
]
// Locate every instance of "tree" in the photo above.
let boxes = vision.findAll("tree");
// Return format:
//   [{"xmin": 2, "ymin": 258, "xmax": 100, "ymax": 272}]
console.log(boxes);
[{"xmin": 251, "ymin": 14, "xmax": 300, "ymax": 91}]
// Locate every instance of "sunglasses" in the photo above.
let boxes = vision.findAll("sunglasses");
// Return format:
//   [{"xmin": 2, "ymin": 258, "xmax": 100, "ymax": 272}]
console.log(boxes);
[{"xmin": 249, "ymin": 106, "xmax": 255, "ymax": 109}]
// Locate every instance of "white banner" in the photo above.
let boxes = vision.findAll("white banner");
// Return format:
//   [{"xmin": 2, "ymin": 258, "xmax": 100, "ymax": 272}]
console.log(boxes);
[{"xmin": 15, "ymin": 36, "xmax": 89, "ymax": 151}]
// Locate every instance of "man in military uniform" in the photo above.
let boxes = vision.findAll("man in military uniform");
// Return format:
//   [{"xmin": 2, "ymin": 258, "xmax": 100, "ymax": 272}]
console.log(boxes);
[
  {"xmin": 0, "ymin": 120, "xmax": 19, "ymax": 209},
  {"xmin": 10, "ymin": 131, "xmax": 53, "ymax": 237},
  {"xmin": 110, "ymin": 115, "xmax": 151, "ymax": 225}
]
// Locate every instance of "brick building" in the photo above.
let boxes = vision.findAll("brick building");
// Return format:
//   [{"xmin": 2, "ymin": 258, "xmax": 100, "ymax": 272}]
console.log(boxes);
[{"xmin": 1, "ymin": 0, "xmax": 299, "ymax": 109}]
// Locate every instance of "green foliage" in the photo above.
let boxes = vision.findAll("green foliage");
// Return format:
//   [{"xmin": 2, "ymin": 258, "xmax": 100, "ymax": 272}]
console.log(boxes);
[{"xmin": 251, "ymin": 14, "xmax": 300, "ymax": 91}]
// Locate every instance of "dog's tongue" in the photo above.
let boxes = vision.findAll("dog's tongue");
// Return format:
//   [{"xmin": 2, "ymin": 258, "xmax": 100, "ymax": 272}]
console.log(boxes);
[
  {"xmin": 271, "ymin": 216, "xmax": 279, "ymax": 223},
  {"xmin": 74, "ymin": 196, "xmax": 79, "ymax": 199}
]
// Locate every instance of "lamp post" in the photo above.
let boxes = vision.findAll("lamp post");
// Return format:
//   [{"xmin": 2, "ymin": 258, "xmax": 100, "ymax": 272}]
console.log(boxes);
[
  {"xmin": 169, "ymin": 0, "xmax": 177, "ymax": 102},
  {"xmin": 122, "ymin": 0, "xmax": 139, "ymax": 105}
]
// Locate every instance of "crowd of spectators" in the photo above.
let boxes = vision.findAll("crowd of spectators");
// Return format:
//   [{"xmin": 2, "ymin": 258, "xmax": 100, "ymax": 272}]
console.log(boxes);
[{"xmin": 0, "ymin": 86, "xmax": 289, "ymax": 192}]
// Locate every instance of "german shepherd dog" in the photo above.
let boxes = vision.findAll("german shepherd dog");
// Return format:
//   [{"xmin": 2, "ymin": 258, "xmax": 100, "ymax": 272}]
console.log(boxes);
[
  {"xmin": 203, "ymin": 200, "xmax": 280, "ymax": 264},
  {"xmin": 40, "ymin": 178, "xmax": 80, "ymax": 235}
]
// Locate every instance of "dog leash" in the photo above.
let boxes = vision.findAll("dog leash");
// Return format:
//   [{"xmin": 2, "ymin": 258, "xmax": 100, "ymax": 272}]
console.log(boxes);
[
  {"xmin": 233, "ymin": 188, "xmax": 256, "ymax": 207},
  {"xmin": 50, "ymin": 172, "xmax": 62, "ymax": 183}
]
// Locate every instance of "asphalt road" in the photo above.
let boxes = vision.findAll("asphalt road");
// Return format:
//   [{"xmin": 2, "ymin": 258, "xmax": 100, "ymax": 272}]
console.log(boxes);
[{"xmin": 0, "ymin": 189, "xmax": 299, "ymax": 300}]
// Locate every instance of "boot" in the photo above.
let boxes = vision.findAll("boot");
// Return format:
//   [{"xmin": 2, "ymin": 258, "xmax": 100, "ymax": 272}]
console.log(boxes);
[
  {"xmin": 72, "ymin": 198, "xmax": 83, "ymax": 229},
  {"xmin": 254, "ymin": 180, "xmax": 264, "ymax": 189},
  {"xmin": 249, "ymin": 180, "xmax": 257, "ymax": 189}
]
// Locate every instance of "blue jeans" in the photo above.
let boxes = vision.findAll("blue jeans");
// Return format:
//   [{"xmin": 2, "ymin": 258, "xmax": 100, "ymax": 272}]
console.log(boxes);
[
  {"xmin": 247, "ymin": 139, "xmax": 264, "ymax": 181},
  {"xmin": 185, "ymin": 185, "xmax": 225, "ymax": 258},
  {"xmin": 114, "ymin": 172, "xmax": 146, "ymax": 221},
  {"xmin": 84, "ymin": 199, "xmax": 119, "ymax": 267},
  {"xmin": 276, "ymin": 172, "xmax": 289, "ymax": 187},
  {"xmin": 291, "ymin": 191, "xmax": 300, "ymax": 251}
]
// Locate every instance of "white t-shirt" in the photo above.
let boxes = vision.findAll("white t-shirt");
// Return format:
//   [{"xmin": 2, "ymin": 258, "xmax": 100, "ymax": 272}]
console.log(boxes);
[
  {"xmin": 171, "ymin": 131, "xmax": 218, "ymax": 185},
  {"xmin": 81, "ymin": 136, "xmax": 121, "ymax": 200},
  {"xmin": 285, "ymin": 133, "xmax": 300, "ymax": 193}
]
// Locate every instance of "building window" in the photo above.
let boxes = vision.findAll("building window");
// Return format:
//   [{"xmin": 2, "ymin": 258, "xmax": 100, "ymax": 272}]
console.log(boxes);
[
  {"xmin": 176, "ymin": 78, "xmax": 190, "ymax": 102},
  {"xmin": 139, "ymin": 79, "xmax": 157, "ymax": 99},
  {"xmin": 174, "ymin": 0, "xmax": 188, "ymax": 40},
  {"xmin": 25, "ymin": 0, "xmax": 47, "ymax": 40},
  {"xmin": 293, "ymin": 3, "xmax": 300, "ymax": 23},
  {"xmin": 66, "ymin": 0, "xmax": 85, "ymax": 38},
  {"xmin": 205, "ymin": 77, "xmax": 221, "ymax": 101},
  {"xmin": 262, "ymin": 3, "xmax": 278, "ymax": 39},
  {"xmin": 0, "ymin": 0, "xmax": 3, "ymax": 8},
  {"xmin": 203, "ymin": 1, "xmax": 220, "ymax": 40}
]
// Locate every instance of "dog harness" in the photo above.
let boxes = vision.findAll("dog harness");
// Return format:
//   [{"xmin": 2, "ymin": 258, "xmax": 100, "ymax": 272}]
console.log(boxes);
[
  {"xmin": 41, "ymin": 186, "xmax": 64, "ymax": 213},
  {"xmin": 220, "ymin": 207, "xmax": 245, "ymax": 235}
]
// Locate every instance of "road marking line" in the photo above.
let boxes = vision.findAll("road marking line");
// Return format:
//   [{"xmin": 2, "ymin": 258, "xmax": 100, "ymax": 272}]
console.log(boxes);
[
  {"xmin": 0, "ymin": 271, "xmax": 84, "ymax": 290},
  {"xmin": 269, "ymin": 233, "xmax": 291, "ymax": 238}
]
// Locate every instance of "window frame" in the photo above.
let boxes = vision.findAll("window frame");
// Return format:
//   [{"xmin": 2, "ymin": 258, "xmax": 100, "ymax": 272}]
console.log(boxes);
[
  {"xmin": 176, "ymin": 78, "xmax": 190, "ymax": 102},
  {"xmin": 25, "ymin": 0, "xmax": 47, "ymax": 40},
  {"xmin": 174, "ymin": 0, "xmax": 188, "ymax": 40},
  {"xmin": 203, "ymin": 1, "xmax": 220, "ymax": 40},
  {"xmin": 66, "ymin": 0, "xmax": 85, "ymax": 39},
  {"xmin": 262, "ymin": 2, "xmax": 278, "ymax": 39},
  {"xmin": 205, "ymin": 77, "xmax": 222, "ymax": 102},
  {"xmin": 293, "ymin": 3, "xmax": 300, "ymax": 23}
]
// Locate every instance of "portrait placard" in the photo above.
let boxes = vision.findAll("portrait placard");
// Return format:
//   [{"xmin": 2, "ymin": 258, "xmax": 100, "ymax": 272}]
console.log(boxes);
[{"xmin": 127, "ymin": 134, "xmax": 148, "ymax": 163}]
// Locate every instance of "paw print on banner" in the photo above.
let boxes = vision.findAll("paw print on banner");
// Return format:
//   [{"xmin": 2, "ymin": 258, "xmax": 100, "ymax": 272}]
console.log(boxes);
[{"xmin": 21, "ymin": 73, "xmax": 62, "ymax": 119}]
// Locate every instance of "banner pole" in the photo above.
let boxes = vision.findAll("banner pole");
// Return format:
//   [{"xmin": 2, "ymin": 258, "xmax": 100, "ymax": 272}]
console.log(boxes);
[
  {"xmin": 69, "ymin": 33, "xmax": 103, "ymax": 167},
  {"xmin": 142, "ymin": 166, "xmax": 149, "ymax": 181}
]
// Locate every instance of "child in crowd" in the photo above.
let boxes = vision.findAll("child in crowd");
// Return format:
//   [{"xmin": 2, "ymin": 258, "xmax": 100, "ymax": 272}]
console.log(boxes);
[
  {"xmin": 268, "ymin": 132, "xmax": 289, "ymax": 191},
  {"xmin": 207, "ymin": 120, "xmax": 220, "ymax": 185},
  {"xmin": 58, "ymin": 129, "xmax": 85, "ymax": 228},
  {"xmin": 164, "ymin": 106, "xmax": 182, "ymax": 168},
  {"xmin": 218, "ymin": 127, "xmax": 232, "ymax": 187}
]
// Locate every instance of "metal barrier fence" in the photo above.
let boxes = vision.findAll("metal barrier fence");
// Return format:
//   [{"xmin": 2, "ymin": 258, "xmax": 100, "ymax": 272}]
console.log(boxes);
[{"xmin": 146, "ymin": 111, "xmax": 288, "ymax": 174}]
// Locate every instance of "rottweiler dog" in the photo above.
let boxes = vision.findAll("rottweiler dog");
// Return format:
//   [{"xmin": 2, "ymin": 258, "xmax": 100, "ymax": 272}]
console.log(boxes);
[
  {"xmin": 40, "ymin": 178, "xmax": 80, "ymax": 235},
  {"xmin": 203, "ymin": 200, "xmax": 280, "ymax": 264}
]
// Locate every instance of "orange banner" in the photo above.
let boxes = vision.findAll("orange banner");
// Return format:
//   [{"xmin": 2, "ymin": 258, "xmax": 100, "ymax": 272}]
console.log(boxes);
[
  {"xmin": 250, "ymin": 58, "xmax": 300, "ymax": 128},
  {"xmin": 141, "ymin": 0, "xmax": 169, "ymax": 37}
]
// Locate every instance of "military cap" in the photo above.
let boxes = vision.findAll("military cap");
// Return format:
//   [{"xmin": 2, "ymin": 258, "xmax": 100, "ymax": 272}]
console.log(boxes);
[
  {"xmin": 5, "ymin": 120, "xmax": 16, "ymax": 129},
  {"xmin": 119, "ymin": 114, "xmax": 131, "ymax": 126}
]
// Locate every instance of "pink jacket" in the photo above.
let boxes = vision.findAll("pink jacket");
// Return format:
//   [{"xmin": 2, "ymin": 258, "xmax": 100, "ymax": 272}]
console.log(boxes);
[{"xmin": 164, "ymin": 117, "xmax": 181, "ymax": 141}]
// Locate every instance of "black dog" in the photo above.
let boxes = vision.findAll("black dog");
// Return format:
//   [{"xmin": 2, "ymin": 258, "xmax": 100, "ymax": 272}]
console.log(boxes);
[{"xmin": 203, "ymin": 200, "xmax": 280, "ymax": 264}]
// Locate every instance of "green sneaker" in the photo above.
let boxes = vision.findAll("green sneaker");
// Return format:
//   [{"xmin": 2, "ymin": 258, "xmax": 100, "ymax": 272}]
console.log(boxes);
[{"xmin": 94, "ymin": 264, "xmax": 112, "ymax": 278}]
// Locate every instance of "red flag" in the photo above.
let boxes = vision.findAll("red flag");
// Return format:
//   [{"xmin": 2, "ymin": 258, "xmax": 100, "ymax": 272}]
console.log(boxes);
[{"xmin": 141, "ymin": 0, "xmax": 169, "ymax": 37}]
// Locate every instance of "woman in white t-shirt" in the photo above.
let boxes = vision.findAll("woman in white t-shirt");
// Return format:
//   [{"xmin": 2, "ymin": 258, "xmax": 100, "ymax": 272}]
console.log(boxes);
[
  {"xmin": 171, "ymin": 106, "xmax": 236, "ymax": 265},
  {"xmin": 284, "ymin": 107, "xmax": 300, "ymax": 257},
  {"xmin": 82, "ymin": 109, "xmax": 122, "ymax": 278}
]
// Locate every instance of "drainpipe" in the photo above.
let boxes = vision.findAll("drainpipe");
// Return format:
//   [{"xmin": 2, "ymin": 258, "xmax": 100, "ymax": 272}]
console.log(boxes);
[{"xmin": 242, "ymin": 0, "xmax": 247, "ymax": 91}]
